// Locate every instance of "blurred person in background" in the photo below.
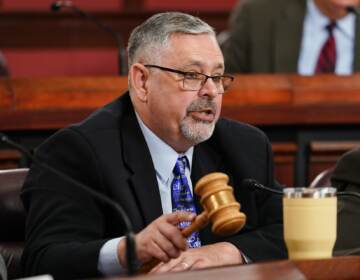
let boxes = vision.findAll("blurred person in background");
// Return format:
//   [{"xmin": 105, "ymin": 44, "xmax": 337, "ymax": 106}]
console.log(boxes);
[{"xmin": 222, "ymin": 0, "xmax": 360, "ymax": 74}]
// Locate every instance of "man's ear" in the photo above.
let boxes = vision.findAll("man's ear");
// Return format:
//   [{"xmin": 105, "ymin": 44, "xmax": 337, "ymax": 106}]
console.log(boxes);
[{"xmin": 129, "ymin": 63, "xmax": 149, "ymax": 102}]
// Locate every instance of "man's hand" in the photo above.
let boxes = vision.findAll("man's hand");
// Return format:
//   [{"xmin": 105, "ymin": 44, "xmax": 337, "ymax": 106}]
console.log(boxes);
[
  {"xmin": 150, "ymin": 242, "xmax": 244, "ymax": 274},
  {"xmin": 117, "ymin": 211, "xmax": 195, "ymax": 266}
]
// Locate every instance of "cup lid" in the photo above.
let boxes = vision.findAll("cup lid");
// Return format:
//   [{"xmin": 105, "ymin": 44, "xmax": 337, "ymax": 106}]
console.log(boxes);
[{"xmin": 283, "ymin": 187, "xmax": 337, "ymax": 198}]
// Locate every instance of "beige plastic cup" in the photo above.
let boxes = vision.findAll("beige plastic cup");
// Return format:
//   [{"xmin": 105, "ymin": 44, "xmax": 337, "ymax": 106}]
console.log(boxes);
[{"xmin": 283, "ymin": 187, "xmax": 337, "ymax": 260}]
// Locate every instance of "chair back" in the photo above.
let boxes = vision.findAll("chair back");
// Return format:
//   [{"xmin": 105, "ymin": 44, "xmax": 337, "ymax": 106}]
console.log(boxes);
[
  {"xmin": 0, "ymin": 52, "xmax": 9, "ymax": 77},
  {"xmin": 0, "ymin": 168, "xmax": 28, "ymax": 279}
]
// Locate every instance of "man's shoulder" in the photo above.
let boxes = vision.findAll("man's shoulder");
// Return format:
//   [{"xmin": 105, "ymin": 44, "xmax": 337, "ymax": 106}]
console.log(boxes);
[
  {"xmin": 71, "ymin": 92, "xmax": 132, "ymax": 135},
  {"xmin": 40, "ymin": 92, "xmax": 132, "ymax": 150}
]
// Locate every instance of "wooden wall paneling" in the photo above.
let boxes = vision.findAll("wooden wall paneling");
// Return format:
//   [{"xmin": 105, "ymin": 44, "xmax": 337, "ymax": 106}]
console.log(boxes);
[
  {"xmin": 272, "ymin": 143, "xmax": 297, "ymax": 187},
  {"xmin": 3, "ymin": 74, "xmax": 355, "ymax": 130},
  {"xmin": 0, "ymin": 78, "xmax": 14, "ymax": 109},
  {"xmin": 12, "ymin": 76, "xmax": 128, "ymax": 110},
  {"xmin": 0, "ymin": 11, "xmax": 230, "ymax": 49},
  {"xmin": 291, "ymin": 74, "xmax": 360, "ymax": 105},
  {"xmin": 224, "ymin": 75, "xmax": 292, "ymax": 106},
  {"xmin": 144, "ymin": 0, "xmax": 237, "ymax": 11},
  {"xmin": 1, "ymin": 0, "xmax": 123, "ymax": 12},
  {"xmin": 0, "ymin": 76, "xmax": 128, "ymax": 130},
  {"xmin": 0, "ymin": 149, "xmax": 21, "ymax": 169},
  {"xmin": 3, "ymin": 74, "xmax": 360, "ymax": 128},
  {"xmin": 0, "ymin": 9, "xmax": 229, "ymax": 76},
  {"xmin": 123, "ymin": 0, "xmax": 144, "ymax": 11},
  {"xmin": 308, "ymin": 141, "xmax": 360, "ymax": 183},
  {"xmin": 5, "ymin": 48, "xmax": 119, "ymax": 77}
]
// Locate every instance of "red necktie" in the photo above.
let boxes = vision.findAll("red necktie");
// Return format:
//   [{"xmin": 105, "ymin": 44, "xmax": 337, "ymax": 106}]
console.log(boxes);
[{"xmin": 315, "ymin": 22, "xmax": 336, "ymax": 73}]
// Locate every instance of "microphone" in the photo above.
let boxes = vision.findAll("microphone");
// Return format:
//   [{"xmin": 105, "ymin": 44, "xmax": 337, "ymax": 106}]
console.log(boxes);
[
  {"xmin": 0, "ymin": 132, "xmax": 137, "ymax": 275},
  {"xmin": 50, "ymin": 1, "xmax": 128, "ymax": 76},
  {"xmin": 241, "ymin": 179, "xmax": 284, "ymax": 195},
  {"xmin": 242, "ymin": 178, "xmax": 360, "ymax": 199}
]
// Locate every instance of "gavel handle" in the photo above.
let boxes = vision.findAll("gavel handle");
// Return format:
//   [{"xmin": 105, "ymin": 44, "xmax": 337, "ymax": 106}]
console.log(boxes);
[
  {"xmin": 138, "ymin": 212, "xmax": 209, "ymax": 274},
  {"xmin": 180, "ymin": 211, "xmax": 208, "ymax": 237}
]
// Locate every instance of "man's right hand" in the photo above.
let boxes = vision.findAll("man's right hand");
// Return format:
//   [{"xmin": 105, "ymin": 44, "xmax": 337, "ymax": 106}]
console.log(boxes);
[{"xmin": 117, "ymin": 211, "xmax": 196, "ymax": 266}]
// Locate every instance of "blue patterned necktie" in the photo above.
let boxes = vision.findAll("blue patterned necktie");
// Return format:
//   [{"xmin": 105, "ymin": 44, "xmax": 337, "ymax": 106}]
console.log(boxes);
[{"xmin": 171, "ymin": 156, "xmax": 201, "ymax": 248}]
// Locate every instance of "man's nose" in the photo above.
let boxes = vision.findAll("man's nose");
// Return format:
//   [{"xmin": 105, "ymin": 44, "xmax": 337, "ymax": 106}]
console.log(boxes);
[{"xmin": 198, "ymin": 78, "xmax": 220, "ymax": 98}]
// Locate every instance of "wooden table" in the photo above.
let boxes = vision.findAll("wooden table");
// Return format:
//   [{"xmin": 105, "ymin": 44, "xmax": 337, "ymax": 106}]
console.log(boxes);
[{"xmin": 113, "ymin": 256, "xmax": 359, "ymax": 280}]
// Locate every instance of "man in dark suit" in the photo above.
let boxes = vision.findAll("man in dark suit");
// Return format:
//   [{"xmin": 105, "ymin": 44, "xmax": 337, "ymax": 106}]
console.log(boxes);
[
  {"xmin": 331, "ymin": 148, "xmax": 360, "ymax": 256},
  {"xmin": 21, "ymin": 12, "xmax": 286, "ymax": 279},
  {"xmin": 222, "ymin": 0, "xmax": 360, "ymax": 74}
]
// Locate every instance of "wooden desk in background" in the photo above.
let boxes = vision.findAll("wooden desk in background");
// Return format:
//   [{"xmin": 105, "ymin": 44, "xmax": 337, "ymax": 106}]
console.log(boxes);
[
  {"xmin": 115, "ymin": 256, "xmax": 359, "ymax": 280},
  {"xmin": 2, "ymin": 74, "xmax": 360, "ymax": 186}
]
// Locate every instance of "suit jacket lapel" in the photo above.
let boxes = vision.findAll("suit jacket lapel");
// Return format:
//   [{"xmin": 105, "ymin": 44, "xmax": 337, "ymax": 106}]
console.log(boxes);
[
  {"xmin": 191, "ymin": 141, "xmax": 222, "ymax": 194},
  {"xmin": 192, "ymin": 140, "xmax": 229, "ymax": 244},
  {"xmin": 120, "ymin": 98, "xmax": 163, "ymax": 227},
  {"xmin": 353, "ymin": 8, "xmax": 360, "ymax": 71},
  {"xmin": 274, "ymin": 0, "xmax": 306, "ymax": 72}
]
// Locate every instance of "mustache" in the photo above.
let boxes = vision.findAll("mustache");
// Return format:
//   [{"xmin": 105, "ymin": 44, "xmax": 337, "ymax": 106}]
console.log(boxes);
[{"xmin": 186, "ymin": 98, "xmax": 217, "ymax": 114}]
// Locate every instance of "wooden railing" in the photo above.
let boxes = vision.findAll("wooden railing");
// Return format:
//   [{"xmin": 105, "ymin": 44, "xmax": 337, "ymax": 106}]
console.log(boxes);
[{"xmin": 2, "ymin": 74, "xmax": 360, "ymax": 186}]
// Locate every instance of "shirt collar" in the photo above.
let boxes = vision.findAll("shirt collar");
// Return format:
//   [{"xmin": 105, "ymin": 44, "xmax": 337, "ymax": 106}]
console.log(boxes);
[
  {"xmin": 307, "ymin": 0, "xmax": 332, "ymax": 30},
  {"xmin": 307, "ymin": 0, "xmax": 355, "ymax": 38},
  {"xmin": 337, "ymin": 10, "xmax": 356, "ymax": 39},
  {"xmin": 135, "ymin": 112, "xmax": 194, "ymax": 184}
]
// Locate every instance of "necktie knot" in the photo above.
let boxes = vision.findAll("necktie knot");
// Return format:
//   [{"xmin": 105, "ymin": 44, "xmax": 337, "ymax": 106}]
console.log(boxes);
[
  {"xmin": 173, "ymin": 156, "xmax": 188, "ymax": 177},
  {"xmin": 326, "ymin": 21, "xmax": 336, "ymax": 33}
]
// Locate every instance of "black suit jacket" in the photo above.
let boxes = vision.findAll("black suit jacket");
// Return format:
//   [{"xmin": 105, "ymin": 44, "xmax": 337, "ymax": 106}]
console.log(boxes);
[
  {"xmin": 222, "ymin": 0, "xmax": 360, "ymax": 73},
  {"xmin": 21, "ymin": 93, "xmax": 286, "ymax": 279},
  {"xmin": 0, "ymin": 253, "xmax": 6, "ymax": 280},
  {"xmin": 331, "ymin": 148, "xmax": 360, "ymax": 256}
]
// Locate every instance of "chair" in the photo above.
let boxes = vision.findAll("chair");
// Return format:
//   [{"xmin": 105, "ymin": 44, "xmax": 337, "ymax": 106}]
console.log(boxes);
[
  {"xmin": 309, "ymin": 167, "xmax": 334, "ymax": 188},
  {"xmin": 0, "ymin": 168, "xmax": 28, "ymax": 279}
]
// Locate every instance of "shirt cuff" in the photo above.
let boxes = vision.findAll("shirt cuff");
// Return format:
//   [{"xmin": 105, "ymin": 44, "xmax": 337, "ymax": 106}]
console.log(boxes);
[
  {"xmin": 241, "ymin": 252, "xmax": 252, "ymax": 264},
  {"xmin": 98, "ymin": 237, "xmax": 125, "ymax": 276}
]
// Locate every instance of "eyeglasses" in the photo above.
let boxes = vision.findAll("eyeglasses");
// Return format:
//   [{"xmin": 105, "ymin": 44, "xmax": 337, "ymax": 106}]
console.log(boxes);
[{"xmin": 144, "ymin": 64, "xmax": 234, "ymax": 93}]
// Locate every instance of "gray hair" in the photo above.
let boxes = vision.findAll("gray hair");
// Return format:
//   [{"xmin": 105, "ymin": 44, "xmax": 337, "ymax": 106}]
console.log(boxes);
[{"xmin": 127, "ymin": 12, "xmax": 216, "ymax": 66}]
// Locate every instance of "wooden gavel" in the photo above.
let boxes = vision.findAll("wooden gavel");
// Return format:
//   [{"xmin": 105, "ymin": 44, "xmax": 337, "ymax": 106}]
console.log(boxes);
[{"xmin": 139, "ymin": 172, "xmax": 247, "ymax": 273}]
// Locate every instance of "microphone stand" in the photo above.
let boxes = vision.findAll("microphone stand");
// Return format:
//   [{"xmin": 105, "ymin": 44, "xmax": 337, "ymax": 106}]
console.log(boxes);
[
  {"xmin": 51, "ymin": 1, "xmax": 127, "ymax": 75},
  {"xmin": 0, "ymin": 132, "xmax": 137, "ymax": 275}
]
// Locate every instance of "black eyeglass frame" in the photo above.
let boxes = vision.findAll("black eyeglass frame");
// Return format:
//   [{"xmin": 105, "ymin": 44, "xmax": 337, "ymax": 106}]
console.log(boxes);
[{"xmin": 144, "ymin": 64, "xmax": 234, "ymax": 93}]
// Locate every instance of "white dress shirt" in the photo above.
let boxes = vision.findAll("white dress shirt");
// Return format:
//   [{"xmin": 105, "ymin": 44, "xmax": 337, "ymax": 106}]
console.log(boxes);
[
  {"xmin": 298, "ymin": 0, "xmax": 355, "ymax": 75},
  {"xmin": 97, "ymin": 112, "xmax": 193, "ymax": 276}
]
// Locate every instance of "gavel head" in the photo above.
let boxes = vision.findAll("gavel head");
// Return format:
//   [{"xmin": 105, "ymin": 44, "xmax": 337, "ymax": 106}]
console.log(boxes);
[{"xmin": 195, "ymin": 172, "xmax": 246, "ymax": 236}]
